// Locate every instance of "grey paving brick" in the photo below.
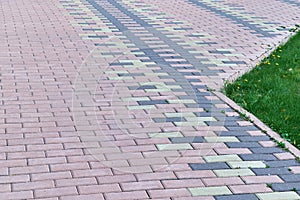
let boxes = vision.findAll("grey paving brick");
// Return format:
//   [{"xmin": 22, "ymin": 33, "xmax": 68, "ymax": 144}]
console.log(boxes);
[
  {"xmin": 189, "ymin": 162, "xmax": 230, "ymax": 170},
  {"xmin": 138, "ymin": 100, "xmax": 168, "ymax": 105},
  {"xmin": 238, "ymin": 136, "xmax": 270, "ymax": 142},
  {"xmin": 271, "ymin": 182, "xmax": 300, "ymax": 191},
  {"xmin": 169, "ymin": 136, "xmax": 204, "ymax": 143},
  {"xmin": 239, "ymin": 154, "xmax": 277, "ymax": 161},
  {"xmin": 128, "ymin": 85, "xmax": 156, "ymax": 90},
  {"xmin": 217, "ymin": 131, "xmax": 249, "ymax": 136},
  {"xmin": 215, "ymin": 194, "xmax": 259, "ymax": 200},
  {"xmin": 226, "ymin": 126, "xmax": 258, "ymax": 131},
  {"xmin": 252, "ymin": 168, "xmax": 291, "ymax": 175},
  {"xmin": 250, "ymin": 147, "xmax": 284, "ymax": 154},
  {"xmin": 226, "ymin": 142, "xmax": 262, "ymax": 148},
  {"xmin": 153, "ymin": 117, "xmax": 185, "ymax": 123},
  {"xmin": 280, "ymin": 174, "xmax": 300, "ymax": 182},
  {"xmin": 265, "ymin": 160, "xmax": 300, "ymax": 168}
]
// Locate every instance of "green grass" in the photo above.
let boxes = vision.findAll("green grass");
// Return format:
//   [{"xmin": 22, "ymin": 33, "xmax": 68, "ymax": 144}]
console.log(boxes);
[{"xmin": 225, "ymin": 31, "xmax": 300, "ymax": 149}]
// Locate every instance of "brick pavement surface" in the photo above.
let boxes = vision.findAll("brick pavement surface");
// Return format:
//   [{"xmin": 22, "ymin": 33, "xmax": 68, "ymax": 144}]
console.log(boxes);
[{"xmin": 1, "ymin": 0, "xmax": 300, "ymax": 199}]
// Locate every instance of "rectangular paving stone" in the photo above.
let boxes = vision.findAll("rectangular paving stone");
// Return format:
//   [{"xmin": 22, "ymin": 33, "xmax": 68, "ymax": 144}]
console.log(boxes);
[
  {"xmin": 252, "ymin": 168, "xmax": 291, "ymax": 175},
  {"xmin": 184, "ymin": 117, "xmax": 216, "ymax": 122},
  {"xmin": 215, "ymin": 194, "xmax": 259, "ymax": 200},
  {"xmin": 153, "ymin": 117, "xmax": 184, "ymax": 123},
  {"xmin": 188, "ymin": 186, "xmax": 232, "ymax": 196},
  {"xmin": 149, "ymin": 132, "xmax": 183, "ymax": 138},
  {"xmin": 202, "ymin": 177, "xmax": 244, "ymax": 186},
  {"xmin": 214, "ymin": 169, "xmax": 255, "ymax": 177},
  {"xmin": 168, "ymin": 99, "xmax": 196, "ymax": 104},
  {"xmin": 256, "ymin": 192, "xmax": 300, "ymax": 200},
  {"xmin": 239, "ymin": 154, "xmax": 277, "ymax": 161},
  {"xmin": 250, "ymin": 147, "xmax": 284, "ymax": 154},
  {"xmin": 238, "ymin": 136, "xmax": 270, "ymax": 142},
  {"xmin": 279, "ymin": 174, "xmax": 300, "ymax": 182},
  {"xmin": 227, "ymin": 161, "xmax": 266, "ymax": 169},
  {"xmin": 204, "ymin": 136, "xmax": 239, "ymax": 143},
  {"xmin": 264, "ymin": 160, "xmax": 300, "ymax": 168},
  {"xmin": 274, "ymin": 152, "xmax": 295, "ymax": 160},
  {"xmin": 122, "ymin": 97, "xmax": 150, "ymax": 101},
  {"xmin": 214, "ymin": 148, "xmax": 252, "ymax": 155},
  {"xmin": 174, "ymin": 121, "xmax": 206, "ymax": 126},
  {"xmin": 271, "ymin": 182, "xmax": 300, "ymax": 191},
  {"xmin": 138, "ymin": 100, "xmax": 168, "ymax": 105},
  {"xmin": 169, "ymin": 136, "xmax": 204, "ymax": 143},
  {"xmin": 289, "ymin": 166, "xmax": 300, "ymax": 174},
  {"xmin": 165, "ymin": 112, "xmax": 196, "ymax": 117},
  {"xmin": 242, "ymin": 175, "xmax": 284, "ymax": 184},
  {"xmin": 204, "ymin": 155, "xmax": 242, "ymax": 163},
  {"xmin": 226, "ymin": 126, "xmax": 258, "ymax": 131},
  {"xmin": 226, "ymin": 142, "xmax": 262, "ymax": 148},
  {"xmin": 189, "ymin": 163, "xmax": 230, "ymax": 170},
  {"xmin": 229, "ymin": 184, "xmax": 272, "ymax": 194},
  {"xmin": 127, "ymin": 105, "xmax": 155, "ymax": 110},
  {"xmin": 156, "ymin": 143, "xmax": 193, "ymax": 151},
  {"xmin": 217, "ymin": 131, "xmax": 249, "ymax": 136}
]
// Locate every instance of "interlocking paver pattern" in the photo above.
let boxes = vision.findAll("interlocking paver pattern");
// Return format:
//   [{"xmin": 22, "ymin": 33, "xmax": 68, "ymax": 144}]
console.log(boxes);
[{"xmin": 1, "ymin": 0, "xmax": 300, "ymax": 199}]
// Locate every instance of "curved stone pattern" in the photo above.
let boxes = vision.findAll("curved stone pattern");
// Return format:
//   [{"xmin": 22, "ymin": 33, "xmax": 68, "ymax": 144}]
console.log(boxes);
[{"xmin": 0, "ymin": 0, "xmax": 300, "ymax": 199}]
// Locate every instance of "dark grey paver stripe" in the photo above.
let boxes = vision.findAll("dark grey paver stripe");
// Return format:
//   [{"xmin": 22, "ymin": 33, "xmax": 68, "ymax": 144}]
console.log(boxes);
[
  {"xmin": 87, "ymin": 0, "xmax": 225, "ymax": 76},
  {"xmin": 189, "ymin": 162, "xmax": 230, "ymax": 170},
  {"xmin": 86, "ymin": 0, "xmax": 127, "ymax": 31},
  {"xmin": 215, "ymin": 194, "xmax": 259, "ymax": 200},
  {"xmin": 187, "ymin": 0, "xmax": 276, "ymax": 37},
  {"xmin": 271, "ymin": 182, "xmax": 300, "ymax": 191},
  {"xmin": 280, "ymin": 0, "xmax": 300, "ymax": 7},
  {"xmin": 83, "ymin": 0, "xmax": 217, "ymax": 108}
]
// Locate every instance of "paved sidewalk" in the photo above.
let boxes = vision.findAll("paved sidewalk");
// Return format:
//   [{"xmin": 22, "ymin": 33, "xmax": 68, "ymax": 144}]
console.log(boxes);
[{"xmin": 1, "ymin": 0, "xmax": 300, "ymax": 199}]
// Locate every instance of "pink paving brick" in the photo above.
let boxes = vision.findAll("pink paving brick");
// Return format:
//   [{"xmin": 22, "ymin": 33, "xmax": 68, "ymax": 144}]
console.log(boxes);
[
  {"xmin": 60, "ymin": 194, "xmax": 104, "ymax": 200},
  {"xmin": 289, "ymin": 166, "xmax": 300, "ymax": 174},
  {"xmin": 259, "ymin": 141, "xmax": 277, "ymax": 147},
  {"xmin": 13, "ymin": 180, "xmax": 54, "ymax": 191},
  {"xmin": 10, "ymin": 165, "xmax": 49, "ymax": 175},
  {"xmin": 229, "ymin": 184, "xmax": 273, "ymax": 194},
  {"xmin": 121, "ymin": 181, "xmax": 163, "ymax": 191},
  {"xmin": 31, "ymin": 172, "xmax": 72, "ymax": 181},
  {"xmin": 0, "ymin": 184, "xmax": 10, "ymax": 193},
  {"xmin": 78, "ymin": 184, "xmax": 121, "ymax": 194},
  {"xmin": 50, "ymin": 162, "xmax": 90, "ymax": 172},
  {"xmin": 148, "ymin": 188, "xmax": 191, "ymax": 198},
  {"xmin": 105, "ymin": 191, "xmax": 149, "ymax": 200},
  {"xmin": 0, "ymin": 191, "xmax": 33, "ymax": 200},
  {"xmin": 151, "ymin": 164, "xmax": 191, "ymax": 172},
  {"xmin": 242, "ymin": 175, "xmax": 284, "ymax": 184},
  {"xmin": 214, "ymin": 148, "xmax": 252, "ymax": 155},
  {"xmin": 56, "ymin": 178, "xmax": 98, "ymax": 187},
  {"xmin": 274, "ymin": 152, "xmax": 296, "ymax": 160},
  {"xmin": 162, "ymin": 179, "xmax": 204, "ymax": 189},
  {"xmin": 136, "ymin": 172, "xmax": 177, "ymax": 181},
  {"xmin": 97, "ymin": 174, "xmax": 137, "ymax": 184},
  {"xmin": 34, "ymin": 187, "xmax": 78, "ymax": 198}
]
